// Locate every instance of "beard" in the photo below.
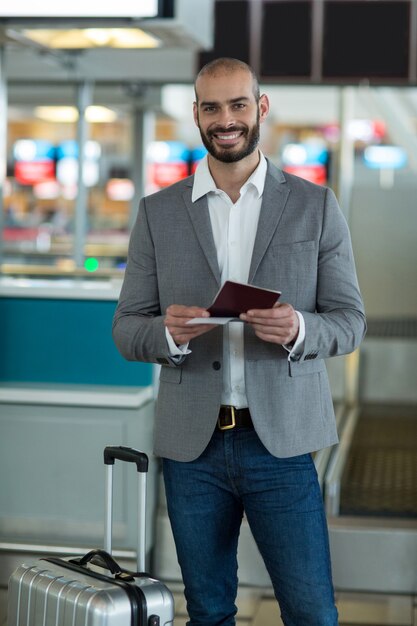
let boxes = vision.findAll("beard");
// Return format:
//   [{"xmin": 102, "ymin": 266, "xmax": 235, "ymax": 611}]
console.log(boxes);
[{"xmin": 197, "ymin": 111, "xmax": 260, "ymax": 163}]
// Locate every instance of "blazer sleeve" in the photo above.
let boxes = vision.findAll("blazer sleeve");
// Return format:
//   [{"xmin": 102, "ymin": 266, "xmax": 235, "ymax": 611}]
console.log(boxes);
[
  {"xmin": 292, "ymin": 187, "xmax": 366, "ymax": 362},
  {"xmin": 112, "ymin": 197, "xmax": 174, "ymax": 366}
]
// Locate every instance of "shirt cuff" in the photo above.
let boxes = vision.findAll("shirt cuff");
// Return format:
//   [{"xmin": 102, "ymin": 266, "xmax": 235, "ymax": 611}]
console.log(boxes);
[
  {"xmin": 283, "ymin": 311, "xmax": 305, "ymax": 361},
  {"xmin": 165, "ymin": 327, "xmax": 191, "ymax": 362}
]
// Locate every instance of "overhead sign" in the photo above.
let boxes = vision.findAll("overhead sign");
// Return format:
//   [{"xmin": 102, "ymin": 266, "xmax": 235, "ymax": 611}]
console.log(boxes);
[
  {"xmin": 282, "ymin": 142, "xmax": 328, "ymax": 167},
  {"xmin": 13, "ymin": 139, "xmax": 56, "ymax": 185},
  {"xmin": 364, "ymin": 146, "xmax": 408, "ymax": 169},
  {"xmin": 56, "ymin": 140, "xmax": 100, "ymax": 187},
  {"xmin": 14, "ymin": 161, "xmax": 55, "ymax": 186},
  {"xmin": 0, "ymin": 0, "xmax": 158, "ymax": 18},
  {"xmin": 284, "ymin": 165, "xmax": 327, "ymax": 186},
  {"xmin": 147, "ymin": 141, "xmax": 190, "ymax": 189},
  {"xmin": 14, "ymin": 139, "xmax": 55, "ymax": 161}
]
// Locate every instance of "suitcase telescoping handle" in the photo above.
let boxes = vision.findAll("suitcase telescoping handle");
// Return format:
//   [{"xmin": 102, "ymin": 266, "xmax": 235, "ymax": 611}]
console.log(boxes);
[{"xmin": 103, "ymin": 446, "xmax": 149, "ymax": 572}]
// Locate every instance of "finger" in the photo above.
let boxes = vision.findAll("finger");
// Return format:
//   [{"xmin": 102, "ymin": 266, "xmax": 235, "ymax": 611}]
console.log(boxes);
[
  {"xmin": 171, "ymin": 324, "xmax": 218, "ymax": 344},
  {"xmin": 253, "ymin": 328, "xmax": 294, "ymax": 344},
  {"xmin": 242, "ymin": 314, "xmax": 293, "ymax": 327},
  {"xmin": 251, "ymin": 315, "xmax": 299, "ymax": 342},
  {"xmin": 165, "ymin": 312, "xmax": 211, "ymax": 332},
  {"xmin": 241, "ymin": 307, "xmax": 286, "ymax": 321},
  {"xmin": 167, "ymin": 304, "xmax": 210, "ymax": 319},
  {"xmin": 254, "ymin": 332, "xmax": 281, "ymax": 343},
  {"xmin": 165, "ymin": 319, "xmax": 215, "ymax": 335},
  {"xmin": 172, "ymin": 323, "xmax": 216, "ymax": 335},
  {"xmin": 251, "ymin": 323, "xmax": 287, "ymax": 337},
  {"xmin": 241, "ymin": 303, "xmax": 295, "ymax": 324},
  {"xmin": 253, "ymin": 302, "xmax": 290, "ymax": 314}
]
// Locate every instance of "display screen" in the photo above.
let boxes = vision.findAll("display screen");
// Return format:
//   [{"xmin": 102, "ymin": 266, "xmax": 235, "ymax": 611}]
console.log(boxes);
[
  {"xmin": 261, "ymin": 1, "xmax": 312, "ymax": 77},
  {"xmin": 199, "ymin": 0, "xmax": 250, "ymax": 67},
  {"xmin": 323, "ymin": 1, "xmax": 410, "ymax": 79},
  {"xmin": 0, "ymin": 0, "xmax": 159, "ymax": 18}
]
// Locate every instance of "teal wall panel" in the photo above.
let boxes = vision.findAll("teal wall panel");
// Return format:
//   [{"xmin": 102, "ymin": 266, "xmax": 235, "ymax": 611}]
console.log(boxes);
[{"xmin": 0, "ymin": 298, "xmax": 152, "ymax": 386}]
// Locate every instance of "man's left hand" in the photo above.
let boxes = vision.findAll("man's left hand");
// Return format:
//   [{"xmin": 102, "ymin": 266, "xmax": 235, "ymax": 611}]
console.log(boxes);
[{"xmin": 240, "ymin": 302, "xmax": 299, "ymax": 346}]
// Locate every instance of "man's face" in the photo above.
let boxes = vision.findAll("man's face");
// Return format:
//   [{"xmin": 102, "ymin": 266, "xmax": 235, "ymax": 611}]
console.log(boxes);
[{"xmin": 193, "ymin": 69, "xmax": 268, "ymax": 164}]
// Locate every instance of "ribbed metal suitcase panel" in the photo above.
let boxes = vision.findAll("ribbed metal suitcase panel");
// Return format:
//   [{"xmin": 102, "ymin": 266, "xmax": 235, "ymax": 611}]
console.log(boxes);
[
  {"xmin": 8, "ymin": 562, "xmax": 133, "ymax": 626},
  {"xmin": 8, "ymin": 559, "xmax": 174, "ymax": 626}
]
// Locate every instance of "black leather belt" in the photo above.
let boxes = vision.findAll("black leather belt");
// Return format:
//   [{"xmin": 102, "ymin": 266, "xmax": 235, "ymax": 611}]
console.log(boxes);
[{"xmin": 217, "ymin": 406, "xmax": 253, "ymax": 431}]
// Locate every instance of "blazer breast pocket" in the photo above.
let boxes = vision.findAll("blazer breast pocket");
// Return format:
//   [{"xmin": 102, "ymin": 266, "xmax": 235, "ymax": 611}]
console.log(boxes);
[
  {"xmin": 159, "ymin": 366, "xmax": 182, "ymax": 383},
  {"xmin": 271, "ymin": 240, "xmax": 316, "ymax": 256}
]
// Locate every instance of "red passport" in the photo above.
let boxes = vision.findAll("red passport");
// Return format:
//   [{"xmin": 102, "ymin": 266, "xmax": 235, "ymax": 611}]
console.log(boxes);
[{"xmin": 207, "ymin": 280, "xmax": 281, "ymax": 318}]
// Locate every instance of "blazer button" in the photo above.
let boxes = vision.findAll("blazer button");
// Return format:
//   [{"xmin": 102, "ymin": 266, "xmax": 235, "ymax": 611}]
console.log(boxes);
[{"xmin": 212, "ymin": 361, "xmax": 221, "ymax": 370}]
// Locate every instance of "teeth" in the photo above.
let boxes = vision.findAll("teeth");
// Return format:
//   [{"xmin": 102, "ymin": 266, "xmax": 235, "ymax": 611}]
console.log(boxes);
[{"xmin": 216, "ymin": 133, "xmax": 240, "ymax": 140}]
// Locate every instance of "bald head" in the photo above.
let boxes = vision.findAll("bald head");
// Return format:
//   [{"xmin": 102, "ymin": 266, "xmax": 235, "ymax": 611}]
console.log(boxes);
[{"xmin": 195, "ymin": 57, "xmax": 260, "ymax": 104}]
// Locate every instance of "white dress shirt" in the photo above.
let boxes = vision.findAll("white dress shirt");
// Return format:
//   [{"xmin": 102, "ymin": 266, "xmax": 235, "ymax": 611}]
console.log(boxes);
[{"xmin": 166, "ymin": 152, "xmax": 305, "ymax": 407}]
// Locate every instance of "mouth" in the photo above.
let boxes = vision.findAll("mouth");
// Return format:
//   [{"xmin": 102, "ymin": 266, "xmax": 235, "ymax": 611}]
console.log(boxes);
[{"xmin": 210, "ymin": 128, "xmax": 245, "ymax": 146}]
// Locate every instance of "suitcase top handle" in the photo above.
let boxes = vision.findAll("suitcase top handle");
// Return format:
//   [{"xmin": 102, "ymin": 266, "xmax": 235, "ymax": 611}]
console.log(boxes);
[
  {"xmin": 104, "ymin": 446, "xmax": 148, "ymax": 473},
  {"xmin": 69, "ymin": 549, "xmax": 148, "ymax": 580}
]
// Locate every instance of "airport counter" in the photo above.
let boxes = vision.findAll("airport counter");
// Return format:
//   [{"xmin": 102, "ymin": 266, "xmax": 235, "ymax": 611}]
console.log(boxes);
[{"xmin": 0, "ymin": 276, "xmax": 152, "ymax": 388}]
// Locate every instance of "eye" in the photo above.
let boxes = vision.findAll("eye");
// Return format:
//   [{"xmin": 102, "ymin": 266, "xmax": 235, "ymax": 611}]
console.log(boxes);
[
  {"xmin": 202, "ymin": 105, "xmax": 217, "ymax": 113},
  {"xmin": 233, "ymin": 103, "xmax": 246, "ymax": 110}
]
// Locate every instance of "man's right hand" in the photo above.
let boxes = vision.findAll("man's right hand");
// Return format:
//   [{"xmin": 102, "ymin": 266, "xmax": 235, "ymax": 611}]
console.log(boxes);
[{"xmin": 164, "ymin": 304, "xmax": 218, "ymax": 345}]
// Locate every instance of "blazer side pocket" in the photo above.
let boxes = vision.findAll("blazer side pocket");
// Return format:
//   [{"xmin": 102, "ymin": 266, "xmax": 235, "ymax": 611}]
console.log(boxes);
[
  {"xmin": 159, "ymin": 366, "xmax": 182, "ymax": 383},
  {"xmin": 289, "ymin": 358, "xmax": 325, "ymax": 377}
]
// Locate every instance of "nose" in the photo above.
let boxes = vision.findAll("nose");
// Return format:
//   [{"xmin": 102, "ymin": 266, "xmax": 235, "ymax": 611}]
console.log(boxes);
[{"xmin": 217, "ymin": 107, "xmax": 236, "ymax": 128}]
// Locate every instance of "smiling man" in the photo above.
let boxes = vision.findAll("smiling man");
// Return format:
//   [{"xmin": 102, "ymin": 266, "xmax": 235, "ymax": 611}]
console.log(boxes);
[{"xmin": 113, "ymin": 58, "xmax": 366, "ymax": 626}]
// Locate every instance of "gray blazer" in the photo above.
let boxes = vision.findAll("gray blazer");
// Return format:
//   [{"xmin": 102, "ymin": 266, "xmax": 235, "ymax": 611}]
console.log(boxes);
[{"xmin": 113, "ymin": 161, "xmax": 366, "ymax": 461}]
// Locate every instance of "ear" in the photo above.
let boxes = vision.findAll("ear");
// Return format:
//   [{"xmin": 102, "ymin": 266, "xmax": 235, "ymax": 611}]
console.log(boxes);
[
  {"xmin": 193, "ymin": 102, "xmax": 199, "ymax": 127},
  {"xmin": 259, "ymin": 94, "xmax": 269, "ymax": 124}
]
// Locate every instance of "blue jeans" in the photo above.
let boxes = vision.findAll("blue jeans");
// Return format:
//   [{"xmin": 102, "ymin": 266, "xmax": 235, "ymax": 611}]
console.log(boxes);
[{"xmin": 162, "ymin": 427, "xmax": 338, "ymax": 626}]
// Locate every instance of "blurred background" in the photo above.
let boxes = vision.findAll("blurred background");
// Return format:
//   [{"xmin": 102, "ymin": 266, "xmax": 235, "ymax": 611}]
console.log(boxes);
[{"xmin": 0, "ymin": 1, "xmax": 416, "ymax": 624}]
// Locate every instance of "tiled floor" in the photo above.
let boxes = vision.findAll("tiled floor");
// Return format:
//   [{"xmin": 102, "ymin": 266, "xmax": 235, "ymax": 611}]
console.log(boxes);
[
  {"xmin": 171, "ymin": 585, "xmax": 284, "ymax": 626},
  {"xmin": 171, "ymin": 584, "xmax": 417, "ymax": 626}
]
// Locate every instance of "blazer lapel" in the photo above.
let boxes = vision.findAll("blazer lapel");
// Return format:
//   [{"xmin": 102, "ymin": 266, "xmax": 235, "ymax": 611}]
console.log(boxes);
[
  {"xmin": 249, "ymin": 164, "xmax": 290, "ymax": 283},
  {"xmin": 182, "ymin": 184, "xmax": 221, "ymax": 285}
]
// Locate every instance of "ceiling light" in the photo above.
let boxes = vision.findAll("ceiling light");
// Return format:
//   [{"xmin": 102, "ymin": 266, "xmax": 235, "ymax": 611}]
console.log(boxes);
[
  {"xmin": 84, "ymin": 29, "xmax": 112, "ymax": 46},
  {"xmin": 23, "ymin": 28, "xmax": 160, "ymax": 49},
  {"xmin": 86, "ymin": 106, "xmax": 118, "ymax": 123},
  {"xmin": 35, "ymin": 106, "xmax": 78, "ymax": 123},
  {"xmin": 34, "ymin": 106, "xmax": 117, "ymax": 123}
]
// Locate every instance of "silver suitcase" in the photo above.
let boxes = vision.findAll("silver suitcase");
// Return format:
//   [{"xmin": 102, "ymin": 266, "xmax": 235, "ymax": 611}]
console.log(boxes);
[{"xmin": 7, "ymin": 446, "xmax": 174, "ymax": 626}]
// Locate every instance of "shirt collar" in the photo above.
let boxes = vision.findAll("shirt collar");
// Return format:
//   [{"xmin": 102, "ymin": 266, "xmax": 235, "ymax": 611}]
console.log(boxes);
[{"xmin": 192, "ymin": 151, "xmax": 267, "ymax": 203}]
